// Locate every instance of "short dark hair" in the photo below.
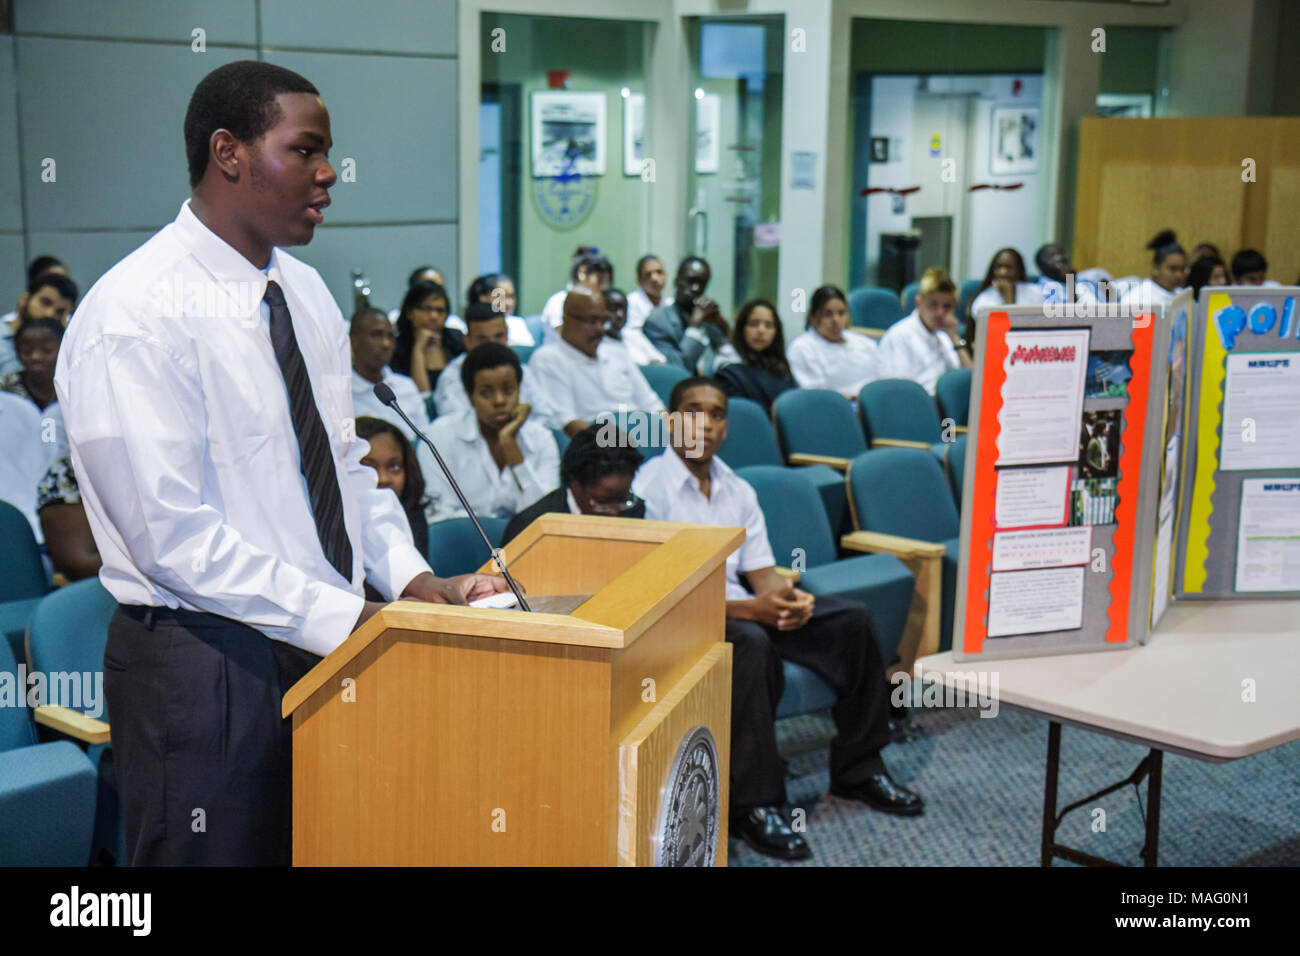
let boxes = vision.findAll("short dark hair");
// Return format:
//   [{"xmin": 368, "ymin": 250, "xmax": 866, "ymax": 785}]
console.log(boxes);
[
  {"xmin": 407, "ymin": 265, "xmax": 442, "ymax": 287},
  {"xmin": 463, "ymin": 301, "xmax": 503, "ymax": 326},
  {"xmin": 15, "ymin": 317, "xmax": 65, "ymax": 350},
  {"xmin": 635, "ymin": 254, "xmax": 663, "ymax": 278},
  {"xmin": 27, "ymin": 255, "xmax": 65, "ymax": 286},
  {"xmin": 570, "ymin": 252, "xmax": 613, "ymax": 283},
  {"xmin": 809, "ymin": 284, "xmax": 847, "ymax": 317},
  {"xmin": 467, "ymin": 272, "xmax": 512, "ymax": 312},
  {"xmin": 668, "ymin": 375, "xmax": 727, "ymax": 414},
  {"xmin": 560, "ymin": 424, "xmax": 644, "ymax": 487},
  {"xmin": 676, "ymin": 255, "xmax": 709, "ymax": 278},
  {"xmin": 1231, "ymin": 248, "xmax": 1267, "ymax": 278},
  {"xmin": 602, "ymin": 287, "xmax": 626, "ymax": 308},
  {"xmin": 355, "ymin": 416, "xmax": 425, "ymax": 513},
  {"xmin": 27, "ymin": 272, "xmax": 78, "ymax": 304},
  {"xmin": 184, "ymin": 60, "xmax": 319, "ymax": 188},
  {"xmin": 349, "ymin": 306, "xmax": 389, "ymax": 335},
  {"xmin": 460, "ymin": 341, "xmax": 521, "ymax": 395}
]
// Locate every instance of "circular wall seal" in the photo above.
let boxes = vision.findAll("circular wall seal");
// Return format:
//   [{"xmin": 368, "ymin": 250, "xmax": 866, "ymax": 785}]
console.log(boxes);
[
  {"xmin": 654, "ymin": 725, "xmax": 720, "ymax": 867},
  {"xmin": 531, "ymin": 152, "xmax": 599, "ymax": 230}
]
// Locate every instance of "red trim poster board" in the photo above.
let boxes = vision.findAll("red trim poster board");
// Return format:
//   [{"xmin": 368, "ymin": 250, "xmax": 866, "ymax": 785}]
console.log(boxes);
[{"xmin": 953, "ymin": 302, "xmax": 1170, "ymax": 661}]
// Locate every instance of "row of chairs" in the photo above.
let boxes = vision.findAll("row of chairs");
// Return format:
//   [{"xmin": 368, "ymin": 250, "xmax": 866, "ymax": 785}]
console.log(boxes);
[{"xmin": 848, "ymin": 280, "xmax": 983, "ymax": 336}]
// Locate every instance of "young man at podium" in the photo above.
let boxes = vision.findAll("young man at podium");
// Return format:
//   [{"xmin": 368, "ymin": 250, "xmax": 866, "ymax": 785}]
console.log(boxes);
[
  {"xmin": 54, "ymin": 62, "xmax": 507, "ymax": 866},
  {"xmin": 633, "ymin": 377, "xmax": 924, "ymax": 861}
]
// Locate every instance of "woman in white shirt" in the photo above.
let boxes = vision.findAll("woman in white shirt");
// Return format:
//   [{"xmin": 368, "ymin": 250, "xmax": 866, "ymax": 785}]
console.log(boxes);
[
  {"xmin": 540, "ymin": 249, "xmax": 613, "ymax": 338},
  {"xmin": 423, "ymin": 342, "xmax": 559, "ymax": 524},
  {"xmin": 787, "ymin": 285, "xmax": 883, "ymax": 397},
  {"xmin": 467, "ymin": 272, "xmax": 534, "ymax": 346},
  {"xmin": 1120, "ymin": 230, "xmax": 1188, "ymax": 310},
  {"xmin": 968, "ymin": 248, "xmax": 1044, "ymax": 330}
]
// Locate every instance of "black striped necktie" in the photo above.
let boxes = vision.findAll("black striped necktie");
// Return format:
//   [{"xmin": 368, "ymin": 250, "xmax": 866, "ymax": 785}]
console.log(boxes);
[{"xmin": 264, "ymin": 279, "xmax": 354, "ymax": 581}]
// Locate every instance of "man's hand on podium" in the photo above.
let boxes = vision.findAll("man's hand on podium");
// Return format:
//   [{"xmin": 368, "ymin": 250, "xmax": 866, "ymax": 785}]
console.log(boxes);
[{"xmin": 401, "ymin": 571, "xmax": 513, "ymax": 606}]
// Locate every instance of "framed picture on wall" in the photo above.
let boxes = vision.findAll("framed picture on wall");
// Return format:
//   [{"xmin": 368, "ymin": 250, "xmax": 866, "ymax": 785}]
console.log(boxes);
[
  {"xmin": 1096, "ymin": 93, "xmax": 1152, "ymax": 118},
  {"xmin": 531, "ymin": 91, "xmax": 606, "ymax": 177},
  {"xmin": 990, "ymin": 105, "xmax": 1039, "ymax": 176},
  {"xmin": 695, "ymin": 93, "xmax": 721, "ymax": 174},
  {"xmin": 623, "ymin": 93, "xmax": 645, "ymax": 177}
]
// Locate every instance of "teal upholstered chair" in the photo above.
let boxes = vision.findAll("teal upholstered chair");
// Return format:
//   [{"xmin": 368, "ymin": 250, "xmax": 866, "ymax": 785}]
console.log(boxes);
[
  {"xmin": 594, "ymin": 408, "xmax": 667, "ymax": 459},
  {"xmin": 957, "ymin": 279, "xmax": 983, "ymax": 336},
  {"xmin": 26, "ymin": 578, "xmax": 124, "ymax": 865},
  {"xmin": 551, "ymin": 427, "xmax": 570, "ymax": 458},
  {"xmin": 524, "ymin": 314, "xmax": 547, "ymax": 345},
  {"xmin": 510, "ymin": 344, "xmax": 536, "ymax": 365},
  {"xmin": 423, "ymin": 393, "xmax": 437, "ymax": 421},
  {"xmin": 848, "ymin": 285, "xmax": 905, "ymax": 331},
  {"xmin": 638, "ymin": 364, "xmax": 690, "ymax": 407},
  {"xmin": 738, "ymin": 465, "xmax": 917, "ymax": 678},
  {"xmin": 857, "ymin": 378, "xmax": 950, "ymax": 471},
  {"xmin": 901, "ymin": 279, "xmax": 921, "ymax": 315},
  {"xmin": 942, "ymin": 434, "xmax": 968, "ymax": 509},
  {"xmin": 935, "ymin": 367, "xmax": 972, "ymax": 429},
  {"xmin": 0, "ymin": 500, "xmax": 50, "ymax": 666},
  {"xmin": 772, "ymin": 389, "xmax": 867, "ymax": 472},
  {"xmin": 717, "ymin": 397, "xmax": 847, "ymax": 535},
  {"xmin": 427, "ymin": 516, "xmax": 509, "ymax": 577},
  {"xmin": 0, "ymin": 634, "xmax": 98, "ymax": 865},
  {"xmin": 846, "ymin": 448, "xmax": 960, "ymax": 655}
]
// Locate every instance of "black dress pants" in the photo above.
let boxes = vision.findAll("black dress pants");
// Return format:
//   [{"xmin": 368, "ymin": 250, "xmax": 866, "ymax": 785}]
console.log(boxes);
[
  {"xmin": 103, "ymin": 604, "xmax": 321, "ymax": 866},
  {"xmin": 725, "ymin": 595, "xmax": 893, "ymax": 809}
]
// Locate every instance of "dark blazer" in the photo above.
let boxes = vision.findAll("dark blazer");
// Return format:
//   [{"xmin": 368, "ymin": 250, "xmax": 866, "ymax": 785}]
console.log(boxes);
[
  {"xmin": 644, "ymin": 302, "xmax": 724, "ymax": 372},
  {"xmin": 714, "ymin": 362, "xmax": 796, "ymax": 416},
  {"xmin": 501, "ymin": 486, "xmax": 646, "ymax": 546}
]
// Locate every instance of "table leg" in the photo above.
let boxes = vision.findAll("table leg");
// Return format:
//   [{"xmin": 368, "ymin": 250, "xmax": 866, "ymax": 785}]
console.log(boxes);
[
  {"xmin": 1140, "ymin": 748, "xmax": 1163, "ymax": 867},
  {"xmin": 1041, "ymin": 721, "xmax": 1061, "ymax": 866}
]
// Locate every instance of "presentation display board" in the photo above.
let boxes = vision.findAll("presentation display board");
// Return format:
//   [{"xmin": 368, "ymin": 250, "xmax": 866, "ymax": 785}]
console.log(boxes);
[
  {"xmin": 1174, "ymin": 286, "xmax": 1300, "ymax": 600},
  {"xmin": 1149, "ymin": 290, "xmax": 1193, "ymax": 629},
  {"xmin": 953, "ymin": 303, "xmax": 1170, "ymax": 661}
]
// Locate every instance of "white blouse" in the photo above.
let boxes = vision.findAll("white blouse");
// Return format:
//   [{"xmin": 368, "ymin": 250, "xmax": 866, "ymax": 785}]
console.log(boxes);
[{"xmin": 786, "ymin": 328, "xmax": 884, "ymax": 396}]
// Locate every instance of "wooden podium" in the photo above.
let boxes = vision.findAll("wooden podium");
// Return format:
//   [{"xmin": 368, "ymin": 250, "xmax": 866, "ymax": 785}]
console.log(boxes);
[{"xmin": 282, "ymin": 514, "xmax": 740, "ymax": 866}]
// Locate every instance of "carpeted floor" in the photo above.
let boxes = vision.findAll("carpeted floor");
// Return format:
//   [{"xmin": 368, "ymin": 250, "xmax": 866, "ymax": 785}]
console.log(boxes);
[{"xmin": 727, "ymin": 705, "xmax": 1300, "ymax": 866}]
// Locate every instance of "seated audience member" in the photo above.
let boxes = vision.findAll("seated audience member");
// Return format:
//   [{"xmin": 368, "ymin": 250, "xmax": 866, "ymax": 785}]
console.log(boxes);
[
  {"xmin": 0, "ymin": 389, "xmax": 47, "ymax": 540},
  {"xmin": 1121, "ymin": 230, "xmax": 1187, "ymax": 308},
  {"xmin": 541, "ymin": 248, "xmax": 613, "ymax": 334},
  {"xmin": 528, "ymin": 288, "xmax": 665, "ymax": 436},
  {"xmin": 434, "ymin": 302, "xmax": 542, "ymax": 421},
  {"xmin": 37, "ymin": 455, "xmax": 101, "ymax": 581},
  {"xmin": 633, "ymin": 377, "xmax": 923, "ymax": 860},
  {"xmin": 393, "ymin": 279, "xmax": 463, "ymax": 394},
  {"xmin": 602, "ymin": 287, "xmax": 629, "ymax": 348},
  {"xmin": 624, "ymin": 255, "xmax": 670, "ymax": 365},
  {"xmin": 2, "ymin": 317, "xmax": 63, "ymax": 411},
  {"xmin": 1, "ymin": 271, "xmax": 78, "ymax": 377},
  {"xmin": 878, "ymin": 268, "xmax": 971, "ymax": 395},
  {"xmin": 423, "ymin": 343, "xmax": 559, "ymax": 525},
  {"xmin": 1230, "ymin": 249, "xmax": 1277, "ymax": 286},
  {"xmin": 501, "ymin": 423, "xmax": 645, "ymax": 545},
  {"xmin": 787, "ymin": 284, "xmax": 883, "ymax": 396},
  {"xmin": 356, "ymin": 416, "xmax": 430, "ymax": 557},
  {"xmin": 350, "ymin": 306, "xmax": 430, "ymax": 440},
  {"xmin": 467, "ymin": 272, "xmax": 534, "ymax": 345},
  {"xmin": 968, "ymin": 248, "xmax": 1043, "ymax": 327},
  {"xmin": 712, "ymin": 298, "xmax": 797, "ymax": 415},
  {"xmin": 644, "ymin": 256, "xmax": 727, "ymax": 373},
  {"xmin": 1191, "ymin": 242, "xmax": 1221, "ymax": 263},
  {"xmin": 1188, "ymin": 255, "xmax": 1230, "ymax": 300},
  {"xmin": 388, "ymin": 264, "xmax": 447, "ymax": 325},
  {"xmin": 1034, "ymin": 243, "xmax": 1097, "ymax": 305}
]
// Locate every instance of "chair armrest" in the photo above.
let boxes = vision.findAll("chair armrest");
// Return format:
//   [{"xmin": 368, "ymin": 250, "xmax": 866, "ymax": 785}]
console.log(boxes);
[
  {"xmin": 774, "ymin": 567, "xmax": 801, "ymax": 584},
  {"xmin": 52, "ymin": 573, "xmax": 69, "ymax": 588},
  {"xmin": 34, "ymin": 705, "xmax": 111, "ymax": 745},
  {"xmin": 847, "ymin": 326, "xmax": 884, "ymax": 340},
  {"xmin": 841, "ymin": 530, "xmax": 946, "ymax": 560},
  {"xmin": 871, "ymin": 438, "xmax": 932, "ymax": 450},
  {"xmin": 953, "ymin": 425, "xmax": 968, "ymax": 434},
  {"xmin": 787, "ymin": 452, "xmax": 850, "ymax": 471}
]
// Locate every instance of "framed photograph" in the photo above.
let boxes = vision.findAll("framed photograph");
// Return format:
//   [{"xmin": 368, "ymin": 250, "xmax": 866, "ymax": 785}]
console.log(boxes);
[
  {"xmin": 990, "ymin": 105, "xmax": 1039, "ymax": 176},
  {"xmin": 531, "ymin": 91, "xmax": 606, "ymax": 178},
  {"xmin": 623, "ymin": 93, "xmax": 645, "ymax": 177},
  {"xmin": 1096, "ymin": 93, "xmax": 1152, "ymax": 119},
  {"xmin": 695, "ymin": 93, "xmax": 721, "ymax": 174},
  {"xmin": 869, "ymin": 136, "xmax": 889, "ymax": 163}
]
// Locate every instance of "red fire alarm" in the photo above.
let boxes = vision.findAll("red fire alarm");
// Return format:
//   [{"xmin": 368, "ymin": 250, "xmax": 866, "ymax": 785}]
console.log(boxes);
[
  {"xmin": 1012, "ymin": 78, "xmax": 1023, "ymax": 96},
  {"xmin": 547, "ymin": 70, "xmax": 571, "ymax": 90}
]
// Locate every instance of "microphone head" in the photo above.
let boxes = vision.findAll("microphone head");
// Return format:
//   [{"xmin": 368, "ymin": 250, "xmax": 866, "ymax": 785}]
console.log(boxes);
[{"xmin": 373, "ymin": 382, "xmax": 397, "ymax": 406}]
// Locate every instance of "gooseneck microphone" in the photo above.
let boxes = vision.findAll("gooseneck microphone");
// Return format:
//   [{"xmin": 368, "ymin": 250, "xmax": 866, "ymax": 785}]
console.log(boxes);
[{"xmin": 372, "ymin": 383, "xmax": 531, "ymax": 612}]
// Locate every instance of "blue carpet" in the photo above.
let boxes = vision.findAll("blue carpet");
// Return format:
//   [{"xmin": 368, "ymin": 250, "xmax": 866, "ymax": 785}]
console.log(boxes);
[{"xmin": 728, "ymin": 706, "xmax": 1300, "ymax": 866}]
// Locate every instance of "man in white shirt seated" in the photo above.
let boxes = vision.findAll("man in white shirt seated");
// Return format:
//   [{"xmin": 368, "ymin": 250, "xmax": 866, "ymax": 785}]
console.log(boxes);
[
  {"xmin": 1034, "ymin": 243, "xmax": 1099, "ymax": 307},
  {"xmin": 528, "ymin": 287, "xmax": 665, "ymax": 436},
  {"xmin": 0, "ymin": 270, "xmax": 78, "ymax": 377},
  {"xmin": 787, "ymin": 284, "xmax": 884, "ymax": 397},
  {"xmin": 540, "ymin": 249, "xmax": 613, "ymax": 339},
  {"xmin": 53, "ymin": 60, "xmax": 508, "ymax": 866},
  {"xmin": 423, "ymin": 343, "xmax": 559, "ymax": 524},
  {"xmin": 624, "ymin": 254, "xmax": 670, "ymax": 365},
  {"xmin": 878, "ymin": 268, "xmax": 970, "ymax": 395},
  {"xmin": 434, "ymin": 301, "xmax": 541, "ymax": 421},
  {"xmin": 0, "ymin": 389, "xmax": 48, "ymax": 542},
  {"xmin": 466, "ymin": 271, "xmax": 534, "ymax": 345},
  {"xmin": 633, "ymin": 376, "xmax": 923, "ymax": 861},
  {"xmin": 350, "ymin": 306, "xmax": 430, "ymax": 439}
]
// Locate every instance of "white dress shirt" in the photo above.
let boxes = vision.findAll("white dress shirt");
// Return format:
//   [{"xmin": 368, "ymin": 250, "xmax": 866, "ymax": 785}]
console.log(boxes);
[
  {"xmin": 527, "ymin": 337, "xmax": 665, "ymax": 431},
  {"xmin": 625, "ymin": 289, "xmax": 671, "ymax": 364},
  {"xmin": 541, "ymin": 287, "xmax": 571, "ymax": 330},
  {"xmin": 352, "ymin": 366, "xmax": 429, "ymax": 438},
  {"xmin": 969, "ymin": 283, "xmax": 1044, "ymax": 319},
  {"xmin": 54, "ymin": 200, "xmax": 431, "ymax": 656},
  {"xmin": 1120, "ymin": 278, "xmax": 1176, "ymax": 309},
  {"xmin": 0, "ymin": 312, "xmax": 20, "ymax": 378},
  {"xmin": 877, "ymin": 311, "xmax": 961, "ymax": 395},
  {"xmin": 432, "ymin": 351, "xmax": 544, "ymax": 424},
  {"xmin": 423, "ymin": 408, "xmax": 559, "ymax": 525},
  {"xmin": 0, "ymin": 390, "xmax": 47, "ymax": 540},
  {"xmin": 633, "ymin": 450, "xmax": 776, "ymax": 601},
  {"xmin": 787, "ymin": 328, "xmax": 884, "ymax": 396}
]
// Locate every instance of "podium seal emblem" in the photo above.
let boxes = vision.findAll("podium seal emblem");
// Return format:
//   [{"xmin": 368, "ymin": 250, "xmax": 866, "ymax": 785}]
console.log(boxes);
[{"xmin": 655, "ymin": 725, "xmax": 720, "ymax": 866}]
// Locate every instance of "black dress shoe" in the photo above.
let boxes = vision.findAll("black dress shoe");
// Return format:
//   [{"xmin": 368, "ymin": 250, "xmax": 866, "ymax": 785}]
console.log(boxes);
[
  {"xmin": 730, "ymin": 806, "xmax": 812, "ymax": 861},
  {"xmin": 831, "ymin": 772, "xmax": 924, "ymax": 816}
]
